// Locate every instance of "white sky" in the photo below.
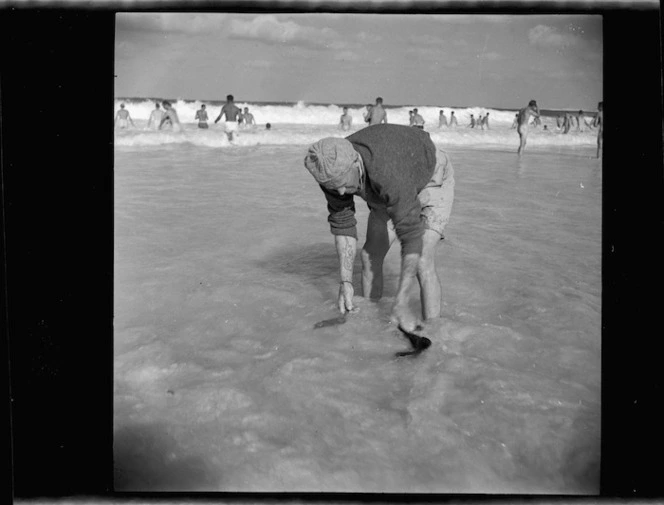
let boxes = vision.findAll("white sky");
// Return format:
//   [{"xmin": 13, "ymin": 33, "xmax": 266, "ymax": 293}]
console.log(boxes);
[{"xmin": 115, "ymin": 13, "xmax": 602, "ymax": 110}]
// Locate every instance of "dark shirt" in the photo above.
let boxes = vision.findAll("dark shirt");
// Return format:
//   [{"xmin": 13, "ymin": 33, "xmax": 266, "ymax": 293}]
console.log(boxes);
[{"xmin": 321, "ymin": 124, "xmax": 437, "ymax": 255}]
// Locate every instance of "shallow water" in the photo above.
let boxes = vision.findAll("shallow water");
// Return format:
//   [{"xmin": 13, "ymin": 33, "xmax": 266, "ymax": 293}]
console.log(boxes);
[{"xmin": 113, "ymin": 140, "xmax": 601, "ymax": 493}]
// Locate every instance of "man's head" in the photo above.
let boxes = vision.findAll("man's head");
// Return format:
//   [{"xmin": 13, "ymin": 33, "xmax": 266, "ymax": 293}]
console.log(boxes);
[
  {"xmin": 227, "ymin": 94, "xmax": 234, "ymax": 101},
  {"xmin": 451, "ymin": 111, "xmax": 455, "ymax": 115},
  {"xmin": 155, "ymin": 103, "xmax": 161, "ymax": 109},
  {"xmin": 304, "ymin": 138, "xmax": 362, "ymax": 195},
  {"xmin": 162, "ymin": 101, "xmax": 171, "ymax": 109},
  {"xmin": 375, "ymin": 97, "xmax": 383, "ymax": 105},
  {"xmin": 120, "ymin": 104, "xmax": 125, "ymax": 109},
  {"xmin": 413, "ymin": 108, "xmax": 418, "ymax": 114},
  {"xmin": 201, "ymin": 104, "xmax": 206, "ymax": 109},
  {"xmin": 528, "ymin": 100, "xmax": 538, "ymax": 107},
  {"xmin": 244, "ymin": 107, "xmax": 249, "ymax": 112},
  {"xmin": 343, "ymin": 107, "xmax": 348, "ymax": 113}
]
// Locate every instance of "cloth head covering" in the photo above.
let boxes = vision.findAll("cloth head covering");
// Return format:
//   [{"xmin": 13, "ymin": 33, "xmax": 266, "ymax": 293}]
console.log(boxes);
[{"xmin": 304, "ymin": 137, "xmax": 358, "ymax": 188}]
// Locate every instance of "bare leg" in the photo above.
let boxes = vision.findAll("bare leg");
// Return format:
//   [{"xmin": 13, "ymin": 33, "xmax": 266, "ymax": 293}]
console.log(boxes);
[
  {"xmin": 361, "ymin": 211, "xmax": 397, "ymax": 299},
  {"xmin": 417, "ymin": 229, "xmax": 444, "ymax": 320}
]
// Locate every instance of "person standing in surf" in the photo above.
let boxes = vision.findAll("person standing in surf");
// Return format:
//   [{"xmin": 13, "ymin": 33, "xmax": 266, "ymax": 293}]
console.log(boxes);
[
  {"xmin": 147, "ymin": 102, "xmax": 164, "ymax": 130},
  {"xmin": 195, "ymin": 104, "xmax": 209, "ymax": 129},
  {"xmin": 594, "ymin": 101, "xmax": 603, "ymax": 158},
  {"xmin": 367, "ymin": 97, "xmax": 388, "ymax": 125},
  {"xmin": 468, "ymin": 114, "xmax": 476, "ymax": 128},
  {"xmin": 412, "ymin": 109, "xmax": 425, "ymax": 129},
  {"xmin": 114, "ymin": 103, "xmax": 135, "ymax": 129},
  {"xmin": 438, "ymin": 110, "xmax": 448, "ymax": 128},
  {"xmin": 159, "ymin": 101, "xmax": 181, "ymax": 130},
  {"xmin": 243, "ymin": 107, "xmax": 256, "ymax": 127},
  {"xmin": 303, "ymin": 124, "xmax": 455, "ymax": 333},
  {"xmin": 363, "ymin": 104, "xmax": 373, "ymax": 124},
  {"xmin": 214, "ymin": 94, "xmax": 242, "ymax": 142},
  {"xmin": 482, "ymin": 113, "xmax": 490, "ymax": 129},
  {"xmin": 449, "ymin": 111, "xmax": 458, "ymax": 127},
  {"xmin": 516, "ymin": 99, "xmax": 540, "ymax": 156},
  {"xmin": 339, "ymin": 107, "xmax": 353, "ymax": 131}
]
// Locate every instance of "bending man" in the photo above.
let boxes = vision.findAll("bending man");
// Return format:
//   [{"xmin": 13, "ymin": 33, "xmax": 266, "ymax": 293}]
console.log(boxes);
[{"xmin": 304, "ymin": 124, "xmax": 455, "ymax": 332}]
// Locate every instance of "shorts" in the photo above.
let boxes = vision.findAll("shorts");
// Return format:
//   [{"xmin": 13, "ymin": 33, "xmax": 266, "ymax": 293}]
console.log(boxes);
[
  {"xmin": 117, "ymin": 119, "xmax": 128, "ymax": 129},
  {"xmin": 225, "ymin": 121, "xmax": 238, "ymax": 132},
  {"xmin": 368, "ymin": 147, "xmax": 455, "ymax": 238},
  {"xmin": 198, "ymin": 122, "xmax": 209, "ymax": 129}
]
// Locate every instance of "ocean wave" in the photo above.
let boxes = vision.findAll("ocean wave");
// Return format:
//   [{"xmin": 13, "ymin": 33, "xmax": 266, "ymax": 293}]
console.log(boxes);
[
  {"xmin": 114, "ymin": 120, "xmax": 598, "ymax": 149},
  {"xmin": 115, "ymin": 98, "xmax": 542, "ymax": 128}
]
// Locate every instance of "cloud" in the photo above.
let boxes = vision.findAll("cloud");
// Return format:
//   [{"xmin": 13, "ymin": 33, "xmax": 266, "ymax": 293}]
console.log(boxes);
[
  {"xmin": 409, "ymin": 34, "xmax": 445, "ymax": 45},
  {"xmin": 333, "ymin": 50, "xmax": 361, "ymax": 62},
  {"xmin": 528, "ymin": 25, "xmax": 579, "ymax": 49},
  {"xmin": 482, "ymin": 51, "xmax": 504, "ymax": 61},
  {"xmin": 228, "ymin": 15, "xmax": 339, "ymax": 49},
  {"xmin": 430, "ymin": 14, "xmax": 514, "ymax": 24},
  {"xmin": 116, "ymin": 13, "xmax": 227, "ymax": 34}
]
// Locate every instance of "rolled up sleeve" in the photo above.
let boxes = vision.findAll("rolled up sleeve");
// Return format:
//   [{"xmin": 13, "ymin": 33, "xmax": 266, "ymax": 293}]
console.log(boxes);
[{"xmin": 321, "ymin": 186, "xmax": 358, "ymax": 239}]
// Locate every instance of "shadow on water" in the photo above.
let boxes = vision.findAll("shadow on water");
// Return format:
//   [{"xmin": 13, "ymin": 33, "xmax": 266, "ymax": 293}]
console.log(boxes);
[
  {"xmin": 253, "ymin": 241, "xmax": 364, "ymax": 299},
  {"xmin": 114, "ymin": 423, "xmax": 221, "ymax": 491}
]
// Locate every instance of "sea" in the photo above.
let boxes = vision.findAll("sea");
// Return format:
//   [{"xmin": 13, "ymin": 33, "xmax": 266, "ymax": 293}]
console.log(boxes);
[{"xmin": 113, "ymin": 98, "xmax": 602, "ymax": 493}]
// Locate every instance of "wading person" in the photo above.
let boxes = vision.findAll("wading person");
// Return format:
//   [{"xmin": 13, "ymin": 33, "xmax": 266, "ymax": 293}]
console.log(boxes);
[
  {"xmin": 303, "ymin": 124, "xmax": 455, "ymax": 332},
  {"xmin": 516, "ymin": 99, "xmax": 540, "ymax": 156}
]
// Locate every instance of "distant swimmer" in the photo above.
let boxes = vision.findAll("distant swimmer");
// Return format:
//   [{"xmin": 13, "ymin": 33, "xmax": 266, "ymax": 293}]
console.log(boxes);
[
  {"xmin": 114, "ymin": 103, "xmax": 135, "ymax": 129},
  {"xmin": 449, "ymin": 111, "xmax": 458, "ymax": 127},
  {"xmin": 483, "ymin": 112, "xmax": 490, "ymax": 129},
  {"xmin": 243, "ymin": 107, "xmax": 256, "ymax": 127},
  {"xmin": 214, "ymin": 94, "xmax": 242, "ymax": 142},
  {"xmin": 516, "ymin": 99, "xmax": 540, "ymax": 156},
  {"xmin": 438, "ymin": 110, "xmax": 448, "ymax": 128},
  {"xmin": 468, "ymin": 114, "xmax": 475, "ymax": 128},
  {"xmin": 367, "ymin": 97, "xmax": 388, "ymax": 125},
  {"xmin": 195, "ymin": 104, "xmax": 209, "ymax": 129},
  {"xmin": 556, "ymin": 114, "xmax": 563, "ymax": 130},
  {"xmin": 594, "ymin": 101, "xmax": 603, "ymax": 158},
  {"xmin": 412, "ymin": 108, "xmax": 425, "ymax": 129},
  {"xmin": 339, "ymin": 107, "xmax": 353, "ymax": 131},
  {"xmin": 408, "ymin": 110, "xmax": 415, "ymax": 126},
  {"xmin": 363, "ymin": 104, "xmax": 373, "ymax": 124},
  {"xmin": 159, "ymin": 101, "xmax": 181, "ymax": 130},
  {"xmin": 265, "ymin": 123, "xmax": 272, "ymax": 130},
  {"xmin": 563, "ymin": 112, "xmax": 572, "ymax": 134},
  {"xmin": 511, "ymin": 114, "xmax": 519, "ymax": 129},
  {"xmin": 477, "ymin": 115, "xmax": 484, "ymax": 130},
  {"xmin": 575, "ymin": 110, "xmax": 584, "ymax": 132},
  {"xmin": 533, "ymin": 115, "xmax": 542, "ymax": 128},
  {"xmin": 147, "ymin": 102, "xmax": 164, "ymax": 130}
]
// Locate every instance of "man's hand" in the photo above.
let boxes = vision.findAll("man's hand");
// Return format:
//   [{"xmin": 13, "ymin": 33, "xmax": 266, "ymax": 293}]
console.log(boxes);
[
  {"xmin": 390, "ymin": 302, "xmax": 419, "ymax": 333},
  {"xmin": 338, "ymin": 281, "xmax": 355, "ymax": 314}
]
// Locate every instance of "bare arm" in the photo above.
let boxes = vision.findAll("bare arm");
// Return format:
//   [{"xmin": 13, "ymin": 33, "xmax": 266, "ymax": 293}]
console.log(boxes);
[
  {"xmin": 214, "ymin": 106, "xmax": 225, "ymax": 123},
  {"xmin": 159, "ymin": 112, "xmax": 169, "ymax": 129},
  {"xmin": 391, "ymin": 252, "xmax": 421, "ymax": 330},
  {"xmin": 335, "ymin": 235, "xmax": 357, "ymax": 313}
]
